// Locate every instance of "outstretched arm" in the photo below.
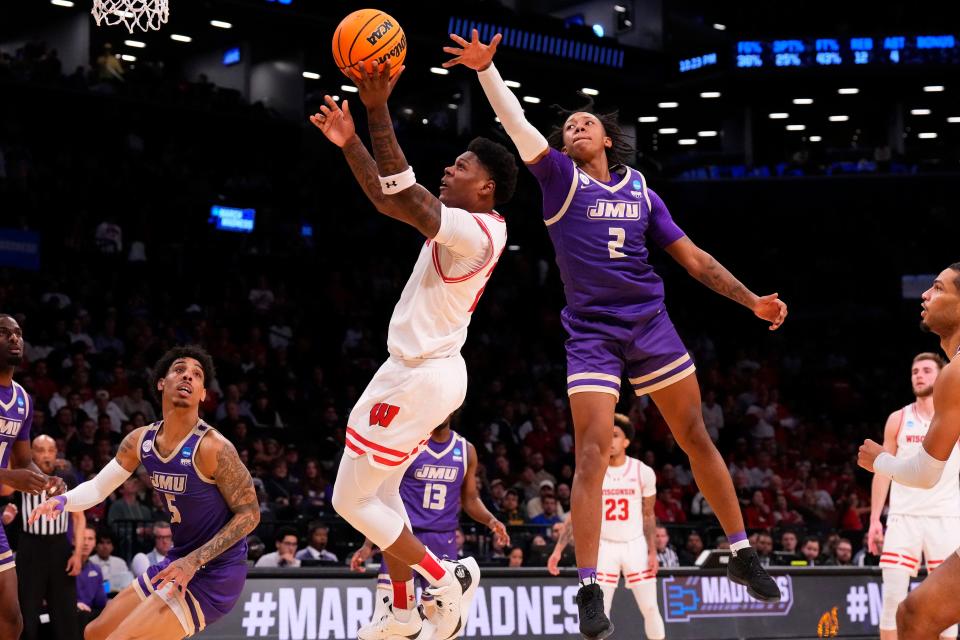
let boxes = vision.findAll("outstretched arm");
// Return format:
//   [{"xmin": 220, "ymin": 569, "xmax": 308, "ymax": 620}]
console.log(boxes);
[
  {"xmin": 665, "ymin": 236, "xmax": 788, "ymax": 330},
  {"xmin": 443, "ymin": 30, "xmax": 549, "ymax": 164},
  {"xmin": 461, "ymin": 443, "xmax": 510, "ymax": 546},
  {"xmin": 28, "ymin": 428, "xmax": 143, "ymax": 523},
  {"xmin": 353, "ymin": 61, "xmax": 442, "ymax": 238},
  {"xmin": 862, "ymin": 364, "xmax": 960, "ymax": 487}
]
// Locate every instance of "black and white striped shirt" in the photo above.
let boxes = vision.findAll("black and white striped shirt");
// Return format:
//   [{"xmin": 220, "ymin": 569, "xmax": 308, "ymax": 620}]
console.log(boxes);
[{"xmin": 20, "ymin": 490, "xmax": 69, "ymax": 535}]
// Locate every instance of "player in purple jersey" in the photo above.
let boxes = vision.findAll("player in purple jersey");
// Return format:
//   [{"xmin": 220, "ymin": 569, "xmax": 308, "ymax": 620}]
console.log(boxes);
[
  {"xmin": 349, "ymin": 416, "xmax": 509, "ymax": 639},
  {"xmin": 444, "ymin": 31, "xmax": 788, "ymax": 638},
  {"xmin": 0, "ymin": 314, "xmax": 66, "ymax": 639},
  {"xmin": 31, "ymin": 346, "xmax": 260, "ymax": 640}
]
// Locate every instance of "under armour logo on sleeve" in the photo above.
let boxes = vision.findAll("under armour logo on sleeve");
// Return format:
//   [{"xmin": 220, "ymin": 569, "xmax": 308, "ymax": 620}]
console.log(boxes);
[{"xmin": 387, "ymin": 181, "xmax": 397, "ymax": 188}]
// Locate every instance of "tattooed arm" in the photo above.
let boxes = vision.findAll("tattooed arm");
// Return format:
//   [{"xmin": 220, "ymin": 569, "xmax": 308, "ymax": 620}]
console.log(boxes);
[
  {"xmin": 309, "ymin": 93, "xmax": 439, "ymax": 237},
  {"xmin": 352, "ymin": 61, "xmax": 441, "ymax": 238},
  {"xmin": 186, "ymin": 433, "xmax": 260, "ymax": 569},
  {"xmin": 665, "ymin": 236, "xmax": 788, "ymax": 329}
]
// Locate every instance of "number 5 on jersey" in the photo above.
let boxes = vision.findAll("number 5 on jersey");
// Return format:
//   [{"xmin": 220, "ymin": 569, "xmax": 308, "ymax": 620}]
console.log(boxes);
[{"xmin": 164, "ymin": 493, "xmax": 182, "ymax": 524}]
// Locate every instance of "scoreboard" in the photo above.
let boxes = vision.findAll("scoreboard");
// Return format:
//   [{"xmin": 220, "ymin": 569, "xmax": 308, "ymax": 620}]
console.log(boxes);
[
  {"xmin": 736, "ymin": 35, "xmax": 958, "ymax": 69},
  {"xmin": 679, "ymin": 33, "xmax": 959, "ymax": 73}
]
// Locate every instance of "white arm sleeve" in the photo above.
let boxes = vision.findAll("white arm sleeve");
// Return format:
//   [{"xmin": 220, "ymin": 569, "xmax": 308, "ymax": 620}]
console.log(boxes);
[
  {"xmin": 874, "ymin": 448, "xmax": 946, "ymax": 489},
  {"xmin": 476, "ymin": 63, "xmax": 549, "ymax": 162},
  {"xmin": 62, "ymin": 458, "xmax": 133, "ymax": 511}
]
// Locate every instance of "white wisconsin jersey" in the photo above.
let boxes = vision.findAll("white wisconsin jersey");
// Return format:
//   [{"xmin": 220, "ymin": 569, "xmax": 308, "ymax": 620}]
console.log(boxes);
[
  {"xmin": 387, "ymin": 206, "xmax": 507, "ymax": 360},
  {"xmin": 601, "ymin": 456, "xmax": 657, "ymax": 542},
  {"xmin": 889, "ymin": 403, "xmax": 960, "ymax": 517}
]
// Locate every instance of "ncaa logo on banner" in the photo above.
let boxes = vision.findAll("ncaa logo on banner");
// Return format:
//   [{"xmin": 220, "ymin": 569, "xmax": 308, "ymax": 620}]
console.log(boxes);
[{"xmin": 662, "ymin": 575, "xmax": 794, "ymax": 622}]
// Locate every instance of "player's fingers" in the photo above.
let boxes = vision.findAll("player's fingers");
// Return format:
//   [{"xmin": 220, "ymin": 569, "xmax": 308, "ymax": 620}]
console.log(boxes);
[
  {"xmin": 442, "ymin": 46, "xmax": 463, "ymax": 56},
  {"xmin": 323, "ymin": 94, "xmax": 338, "ymax": 109},
  {"xmin": 449, "ymin": 33, "xmax": 469, "ymax": 47},
  {"xmin": 341, "ymin": 100, "xmax": 351, "ymax": 117},
  {"xmin": 471, "ymin": 28, "xmax": 479, "ymax": 43},
  {"xmin": 380, "ymin": 60, "xmax": 391, "ymax": 80},
  {"xmin": 388, "ymin": 66, "xmax": 404, "ymax": 91},
  {"xmin": 489, "ymin": 33, "xmax": 503, "ymax": 51}
]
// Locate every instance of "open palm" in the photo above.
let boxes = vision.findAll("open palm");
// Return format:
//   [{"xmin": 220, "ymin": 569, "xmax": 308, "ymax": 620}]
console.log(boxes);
[
  {"xmin": 442, "ymin": 28, "xmax": 502, "ymax": 71},
  {"xmin": 309, "ymin": 95, "xmax": 355, "ymax": 148}
]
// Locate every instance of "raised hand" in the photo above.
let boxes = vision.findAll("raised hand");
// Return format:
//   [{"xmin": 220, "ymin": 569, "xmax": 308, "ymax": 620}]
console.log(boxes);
[
  {"xmin": 151, "ymin": 556, "xmax": 200, "ymax": 594},
  {"xmin": 753, "ymin": 293, "xmax": 788, "ymax": 330},
  {"xmin": 350, "ymin": 59, "xmax": 404, "ymax": 110},
  {"xmin": 309, "ymin": 95, "xmax": 356, "ymax": 148},
  {"xmin": 858, "ymin": 439, "xmax": 885, "ymax": 473},
  {"xmin": 442, "ymin": 29, "xmax": 502, "ymax": 71}
]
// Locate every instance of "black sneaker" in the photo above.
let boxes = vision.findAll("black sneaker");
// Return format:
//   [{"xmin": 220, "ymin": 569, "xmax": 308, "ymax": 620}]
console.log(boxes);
[
  {"xmin": 576, "ymin": 583, "xmax": 614, "ymax": 640},
  {"xmin": 728, "ymin": 547, "xmax": 781, "ymax": 602}
]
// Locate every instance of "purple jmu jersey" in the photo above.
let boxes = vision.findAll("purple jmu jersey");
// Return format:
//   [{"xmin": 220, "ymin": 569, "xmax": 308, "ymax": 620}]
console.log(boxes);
[
  {"xmin": 400, "ymin": 431, "xmax": 468, "ymax": 533},
  {"xmin": 139, "ymin": 421, "xmax": 246, "ymax": 567},
  {"xmin": 0, "ymin": 381, "xmax": 33, "ymax": 471},
  {"xmin": 528, "ymin": 148, "xmax": 686, "ymax": 322}
]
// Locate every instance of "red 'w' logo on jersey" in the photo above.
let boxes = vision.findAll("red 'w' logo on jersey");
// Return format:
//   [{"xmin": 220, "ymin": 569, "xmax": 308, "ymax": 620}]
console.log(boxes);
[{"xmin": 369, "ymin": 403, "xmax": 400, "ymax": 428}]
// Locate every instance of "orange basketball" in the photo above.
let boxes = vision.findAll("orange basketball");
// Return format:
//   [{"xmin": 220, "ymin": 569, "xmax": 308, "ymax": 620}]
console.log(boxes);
[{"xmin": 332, "ymin": 9, "xmax": 407, "ymax": 79}]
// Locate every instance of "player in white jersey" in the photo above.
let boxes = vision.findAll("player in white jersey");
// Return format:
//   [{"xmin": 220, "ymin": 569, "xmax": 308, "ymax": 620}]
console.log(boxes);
[
  {"xmin": 548, "ymin": 414, "xmax": 665, "ymax": 639},
  {"xmin": 867, "ymin": 352, "xmax": 960, "ymax": 639},
  {"xmin": 310, "ymin": 60, "xmax": 518, "ymax": 640}
]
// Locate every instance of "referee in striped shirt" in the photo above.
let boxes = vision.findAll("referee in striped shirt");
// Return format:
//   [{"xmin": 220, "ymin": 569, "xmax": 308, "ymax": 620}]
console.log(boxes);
[{"xmin": 18, "ymin": 435, "xmax": 85, "ymax": 640}]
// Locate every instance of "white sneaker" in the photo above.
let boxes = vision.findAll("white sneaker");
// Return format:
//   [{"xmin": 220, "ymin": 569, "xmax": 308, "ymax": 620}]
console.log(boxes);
[
  {"xmin": 357, "ymin": 604, "xmax": 423, "ymax": 640},
  {"xmin": 421, "ymin": 558, "xmax": 480, "ymax": 640}
]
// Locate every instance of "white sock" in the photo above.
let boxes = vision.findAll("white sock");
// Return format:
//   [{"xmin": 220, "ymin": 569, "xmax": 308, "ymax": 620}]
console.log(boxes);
[{"xmin": 730, "ymin": 539, "xmax": 750, "ymax": 554}]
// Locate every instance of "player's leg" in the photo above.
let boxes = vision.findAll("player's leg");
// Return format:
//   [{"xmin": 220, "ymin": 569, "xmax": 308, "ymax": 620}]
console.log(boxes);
[
  {"xmin": 569, "ymin": 392, "xmax": 618, "ymax": 574},
  {"xmin": 334, "ymin": 453, "xmax": 477, "ymax": 640},
  {"xmin": 879, "ymin": 515, "xmax": 923, "ymax": 640},
  {"xmin": 648, "ymin": 372, "xmax": 779, "ymax": 601},
  {"xmin": 17, "ymin": 535, "xmax": 47, "ymax": 640},
  {"xmin": 922, "ymin": 516, "xmax": 960, "ymax": 639},
  {"xmin": 101, "ymin": 592, "xmax": 191, "ymax": 640},
  {"xmin": 898, "ymin": 552, "xmax": 960, "ymax": 639},
  {"xmin": 623, "ymin": 537, "xmax": 664, "ymax": 640},
  {"xmin": 0, "ymin": 562, "xmax": 24, "ymax": 640},
  {"xmin": 83, "ymin": 585, "xmax": 142, "ymax": 640},
  {"xmin": 596, "ymin": 540, "xmax": 621, "ymax": 618},
  {"xmin": 647, "ymin": 373, "xmax": 743, "ymax": 536}
]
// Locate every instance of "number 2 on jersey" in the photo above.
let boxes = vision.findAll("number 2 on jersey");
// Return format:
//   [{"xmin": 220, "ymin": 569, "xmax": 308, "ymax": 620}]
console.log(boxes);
[
  {"xmin": 604, "ymin": 497, "xmax": 629, "ymax": 520},
  {"xmin": 608, "ymin": 227, "xmax": 626, "ymax": 259},
  {"xmin": 422, "ymin": 483, "xmax": 447, "ymax": 510}
]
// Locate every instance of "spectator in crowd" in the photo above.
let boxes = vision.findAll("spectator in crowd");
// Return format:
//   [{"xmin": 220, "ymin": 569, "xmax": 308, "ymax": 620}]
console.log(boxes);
[
  {"xmin": 88, "ymin": 530, "xmax": 134, "ymax": 593},
  {"xmin": 527, "ymin": 480, "xmax": 565, "ymax": 519},
  {"xmin": 508, "ymin": 546, "xmax": 524, "ymax": 568},
  {"xmin": 299, "ymin": 458, "xmax": 332, "ymax": 516},
  {"xmin": 76, "ymin": 526, "xmax": 107, "ymax": 633},
  {"xmin": 656, "ymin": 526, "xmax": 680, "ymax": 567},
  {"xmin": 678, "ymin": 531, "xmax": 704, "ymax": 566},
  {"xmin": 555, "ymin": 482, "xmax": 571, "ymax": 513},
  {"xmin": 690, "ymin": 488, "xmax": 715, "ymax": 520},
  {"xmin": 295, "ymin": 522, "xmax": 338, "ymax": 563},
  {"xmin": 81, "ymin": 389, "xmax": 128, "ymax": 433},
  {"xmin": 115, "ymin": 384, "xmax": 156, "ymax": 424},
  {"xmin": 496, "ymin": 489, "xmax": 527, "ymax": 526},
  {"xmin": 129, "ymin": 521, "xmax": 173, "ymax": 576},
  {"xmin": 107, "ymin": 477, "xmax": 153, "ymax": 530},
  {"xmin": 772, "ymin": 494, "xmax": 804, "ymax": 526},
  {"xmin": 745, "ymin": 490, "xmax": 775, "ymax": 529},
  {"xmin": 799, "ymin": 536, "xmax": 823, "ymax": 566},
  {"xmin": 755, "ymin": 532, "xmax": 775, "ymax": 566},
  {"xmin": 702, "ymin": 389, "xmax": 724, "ymax": 442},
  {"xmin": 530, "ymin": 495, "xmax": 563, "ymax": 533},
  {"xmin": 827, "ymin": 538, "xmax": 854, "ymax": 566},
  {"xmin": 255, "ymin": 527, "xmax": 301, "ymax": 567},
  {"xmin": 655, "ymin": 487, "xmax": 687, "ymax": 524}
]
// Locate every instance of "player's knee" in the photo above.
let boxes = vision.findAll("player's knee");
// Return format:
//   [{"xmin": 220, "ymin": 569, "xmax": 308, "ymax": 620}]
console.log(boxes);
[
  {"xmin": 331, "ymin": 478, "xmax": 354, "ymax": 520},
  {"xmin": 671, "ymin": 415, "xmax": 711, "ymax": 452},
  {"xmin": 575, "ymin": 442, "xmax": 606, "ymax": 478},
  {"xmin": 881, "ymin": 569, "xmax": 910, "ymax": 629},
  {"xmin": 84, "ymin": 617, "xmax": 108, "ymax": 640},
  {"xmin": 897, "ymin": 594, "xmax": 922, "ymax": 632}
]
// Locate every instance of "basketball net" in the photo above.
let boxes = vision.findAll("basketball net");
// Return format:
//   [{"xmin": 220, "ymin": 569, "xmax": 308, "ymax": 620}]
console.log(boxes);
[{"xmin": 91, "ymin": 0, "xmax": 169, "ymax": 33}]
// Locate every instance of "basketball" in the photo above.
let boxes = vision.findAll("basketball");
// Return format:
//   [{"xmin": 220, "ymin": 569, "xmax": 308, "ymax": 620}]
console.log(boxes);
[{"xmin": 332, "ymin": 9, "xmax": 407, "ymax": 79}]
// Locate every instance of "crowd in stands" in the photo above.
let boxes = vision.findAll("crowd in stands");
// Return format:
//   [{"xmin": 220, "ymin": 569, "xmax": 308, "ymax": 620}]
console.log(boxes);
[{"xmin": 1, "ymin": 36, "xmax": 934, "ymax": 580}]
